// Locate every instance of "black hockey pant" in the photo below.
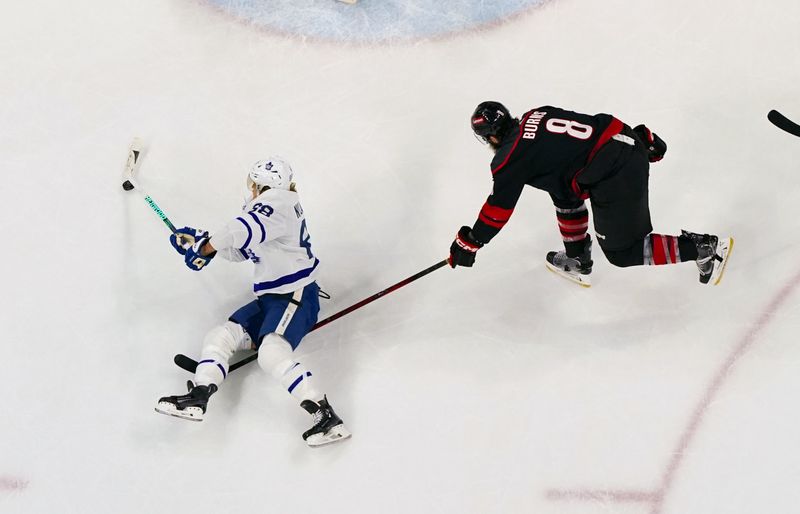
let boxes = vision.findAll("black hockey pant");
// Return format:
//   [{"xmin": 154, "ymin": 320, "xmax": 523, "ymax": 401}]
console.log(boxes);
[{"xmin": 577, "ymin": 133, "xmax": 653, "ymax": 267}]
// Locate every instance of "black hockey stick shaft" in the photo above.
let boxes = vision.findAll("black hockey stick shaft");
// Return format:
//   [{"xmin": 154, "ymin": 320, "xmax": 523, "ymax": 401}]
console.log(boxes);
[
  {"xmin": 174, "ymin": 258, "xmax": 450, "ymax": 374},
  {"xmin": 768, "ymin": 110, "xmax": 800, "ymax": 137},
  {"xmin": 309, "ymin": 258, "xmax": 449, "ymax": 332}
]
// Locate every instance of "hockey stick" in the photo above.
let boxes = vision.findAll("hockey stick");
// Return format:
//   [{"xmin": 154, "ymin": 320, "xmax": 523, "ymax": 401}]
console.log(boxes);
[
  {"xmin": 768, "ymin": 110, "xmax": 800, "ymax": 138},
  {"xmin": 121, "ymin": 138, "xmax": 178, "ymax": 234},
  {"xmin": 173, "ymin": 258, "xmax": 450, "ymax": 374}
]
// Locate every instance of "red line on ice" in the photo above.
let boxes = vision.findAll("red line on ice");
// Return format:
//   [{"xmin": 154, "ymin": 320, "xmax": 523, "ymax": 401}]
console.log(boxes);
[
  {"xmin": 0, "ymin": 477, "xmax": 28, "ymax": 491},
  {"xmin": 546, "ymin": 489, "xmax": 659, "ymax": 503},
  {"xmin": 546, "ymin": 269, "xmax": 800, "ymax": 513}
]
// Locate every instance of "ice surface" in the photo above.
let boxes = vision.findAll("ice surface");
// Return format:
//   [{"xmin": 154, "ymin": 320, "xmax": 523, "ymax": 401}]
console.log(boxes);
[
  {"xmin": 1, "ymin": 1, "xmax": 799, "ymax": 513},
  {"xmin": 203, "ymin": 0, "xmax": 548, "ymax": 42}
]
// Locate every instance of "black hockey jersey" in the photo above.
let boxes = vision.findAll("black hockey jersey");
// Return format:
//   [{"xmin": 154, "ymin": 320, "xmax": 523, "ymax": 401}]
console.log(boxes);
[{"xmin": 471, "ymin": 106, "xmax": 624, "ymax": 244}]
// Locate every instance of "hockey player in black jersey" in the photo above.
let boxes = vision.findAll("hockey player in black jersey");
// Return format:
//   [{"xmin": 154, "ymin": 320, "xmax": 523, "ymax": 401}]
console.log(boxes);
[{"xmin": 448, "ymin": 101, "xmax": 732, "ymax": 286}]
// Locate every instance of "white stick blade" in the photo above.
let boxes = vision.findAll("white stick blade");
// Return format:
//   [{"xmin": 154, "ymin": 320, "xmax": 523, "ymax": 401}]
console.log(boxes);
[{"xmin": 123, "ymin": 137, "xmax": 145, "ymax": 182}]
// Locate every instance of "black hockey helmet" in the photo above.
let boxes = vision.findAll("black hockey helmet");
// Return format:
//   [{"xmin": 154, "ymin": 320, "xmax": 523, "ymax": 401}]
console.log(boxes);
[{"xmin": 471, "ymin": 101, "xmax": 514, "ymax": 144}]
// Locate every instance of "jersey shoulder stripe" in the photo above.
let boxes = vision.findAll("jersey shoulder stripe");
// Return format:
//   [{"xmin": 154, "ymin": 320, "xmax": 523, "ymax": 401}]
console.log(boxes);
[
  {"xmin": 236, "ymin": 216, "xmax": 253, "ymax": 251},
  {"xmin": 248, "ymin": 211, "xmax": 267, "ymax": 244}
]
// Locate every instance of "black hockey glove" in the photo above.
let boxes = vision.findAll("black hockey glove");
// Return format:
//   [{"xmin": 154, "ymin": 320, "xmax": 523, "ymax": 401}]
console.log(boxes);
[
  {"xmin": 633, "ymin": 124, "xmax": 667, "ymax": 162},
  {"xmin": 449, "ymin": 226, "xmax": 483, "ymax": 268}
]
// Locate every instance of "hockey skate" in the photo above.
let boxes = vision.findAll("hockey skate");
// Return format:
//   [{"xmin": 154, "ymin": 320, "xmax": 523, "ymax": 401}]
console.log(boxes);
[
  {"xmin": 155, "ymin": 381, "xmax": 217, "ymax": 422},
  {"xmin": 545, "ymin": 236, "xmax": 593, "ymax": 288},
  {"xmin": 300, "ymin": 396, "xmax": 351, "ymax": 447},
  {"xmin": 681, "ymin": 230, "xmax": 734, "ymax": 286}
]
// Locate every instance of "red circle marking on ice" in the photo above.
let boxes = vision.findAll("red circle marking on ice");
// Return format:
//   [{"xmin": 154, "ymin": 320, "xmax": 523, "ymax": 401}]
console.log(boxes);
[{"xmin": 545, "ymin": 267, "xmax": 800, "ymax": 513}]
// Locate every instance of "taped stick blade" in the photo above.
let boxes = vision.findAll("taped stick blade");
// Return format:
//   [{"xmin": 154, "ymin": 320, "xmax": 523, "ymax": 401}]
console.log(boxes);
[{"xmin": 123, "ymin": 137, "xmax": 146, "ymax": 186}]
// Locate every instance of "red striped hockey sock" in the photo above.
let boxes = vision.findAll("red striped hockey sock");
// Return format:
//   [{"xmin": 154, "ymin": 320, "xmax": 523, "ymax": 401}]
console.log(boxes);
[
  {"xmin": 556, "ymin": 203, "xmax": 589, "ymax": 256},
  {"xmin": 644, "ymin": 233, "xmax": 698, "ymax": 265}
]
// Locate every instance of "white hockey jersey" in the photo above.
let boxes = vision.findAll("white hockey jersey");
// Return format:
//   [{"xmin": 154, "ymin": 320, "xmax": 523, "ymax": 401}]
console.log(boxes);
[{"xmin": 209, "ymin": 188, "xmax": 319, "ymax": 295}]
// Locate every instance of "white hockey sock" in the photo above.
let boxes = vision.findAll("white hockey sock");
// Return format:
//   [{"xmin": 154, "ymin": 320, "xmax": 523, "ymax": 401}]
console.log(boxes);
[
  {"xmin": 279, "ymin": 362, "xmax": 322, "ymax": 403},
  {"xmin": 194, "ymin": 360, "xmax": 227, "ymax": 387},
  {"xmin": 258, "ymin": 333, "xmax": 323, "ymax": 403},
  {"xmin": 194, "ymin": 322, "xmax": 252, "ymax": 387}
]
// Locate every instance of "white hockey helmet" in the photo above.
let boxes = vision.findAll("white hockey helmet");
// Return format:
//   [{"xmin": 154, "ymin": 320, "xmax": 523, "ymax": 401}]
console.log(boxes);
[{"xmin": 248, "ymin": 156, "xmax": 293, "ymax": 191}]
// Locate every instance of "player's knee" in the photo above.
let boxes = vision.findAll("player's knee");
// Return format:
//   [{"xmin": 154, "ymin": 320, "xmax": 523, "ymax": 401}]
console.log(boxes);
[
  {"xmin": 601, "ymin": 246, "xmax": 639, "ymax": 268},
  {"xmin": 201, "ymin": 321, "xmax": 252, "ymax": 359},
  {"xmin": 257, "ymin": 333, "xmax": 295, "ymax": 379}
]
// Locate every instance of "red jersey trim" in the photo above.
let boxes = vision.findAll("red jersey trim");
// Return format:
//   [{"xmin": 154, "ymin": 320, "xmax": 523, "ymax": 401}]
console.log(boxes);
[{"xmin": 478, "ymin": 202, "xmax": 514, "ymax": 229}]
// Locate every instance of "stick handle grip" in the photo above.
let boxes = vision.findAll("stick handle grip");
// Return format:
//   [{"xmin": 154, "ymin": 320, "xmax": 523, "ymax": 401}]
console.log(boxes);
[{"xmin": 127, "ymin": 177, "xmax": 178, "ymax": 234}]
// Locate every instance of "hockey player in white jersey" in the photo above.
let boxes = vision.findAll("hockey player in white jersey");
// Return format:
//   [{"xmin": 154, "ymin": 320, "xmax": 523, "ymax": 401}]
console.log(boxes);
[{"xmin": 155, "ymin": 157, "xmax": 351, "ymax": 447}]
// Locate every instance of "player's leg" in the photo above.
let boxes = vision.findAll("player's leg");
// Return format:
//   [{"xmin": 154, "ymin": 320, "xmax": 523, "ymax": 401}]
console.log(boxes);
[
  {"xmin": 598, "ymin": 231, "xmax": 732, "ymax": 284},
  {"xmin": 544, "ymin": 198, "xmax": 593, "ymax": 286},
  {"xmin": 585, "ymin": 140, "xmax": 653, "ymax": 256},
  {"xmin": 155, "ymin": 303, "xmax": 260, "ymax": 421},
  {"xmin": 589, "ymin": 146, "xmax": 731, "ymax": 283},
  {"xmin": 194, "ymin": 321, "xmax": 254, "ymax": 386},
  {"xmin": 255, "ymin": 282, "xmax": 351, "ymax": 447}
]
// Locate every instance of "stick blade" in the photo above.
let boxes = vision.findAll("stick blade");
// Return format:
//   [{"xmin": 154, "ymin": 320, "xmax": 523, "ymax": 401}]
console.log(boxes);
[
  {"xmin": 174, "ymin": 354, "xmax": 199, "ymax": 374},
  {"xmin": 768, "ymin": 110, "xmax": 800, "ymax": 137},
  {"xmin": 122, "ymin": 137, "xmax": 146, "ymax": 189}
]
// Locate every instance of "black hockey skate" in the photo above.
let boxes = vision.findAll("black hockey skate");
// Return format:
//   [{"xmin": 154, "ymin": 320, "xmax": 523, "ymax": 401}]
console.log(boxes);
[
  {"xmin": 155, "ymin": 381, "xmax": 217, "ymax": 422},
  {"xmin": 300, "ymin": 396, "xmax": 351, "ymax": 447},
  {"xmin": 545, "ymin": 236, "xmax": 593, "ymax": 288},
  {"xmin": 681, "ymin": 230, "xmax": 733, "ymax": 286}
]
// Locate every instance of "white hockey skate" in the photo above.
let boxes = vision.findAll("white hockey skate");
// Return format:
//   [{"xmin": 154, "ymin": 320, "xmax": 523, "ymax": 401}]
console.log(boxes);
[
  {"xmin": 155, "ymin": 381, "xmax": 217, "ymax": 422},
  {"xmin": 301, "ymin": 396, "xmax": 352, "ymax": 447}
]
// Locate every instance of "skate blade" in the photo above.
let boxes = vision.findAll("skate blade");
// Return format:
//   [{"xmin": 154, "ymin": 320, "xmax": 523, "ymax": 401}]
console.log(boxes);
[
  {"xmin": 154, "ymin": 403, "xmax": 204, "ymax": 422},
  {"xmin": 306, "ymin": 424, "xmax": 352, "ymax": 447},
  {"xmin": 545, "ymin": 262, "xmax": 591, "ymax": 288},
  {"xmin": 710, "ymin": 237, "xmax": 734, "ymax": 286}
]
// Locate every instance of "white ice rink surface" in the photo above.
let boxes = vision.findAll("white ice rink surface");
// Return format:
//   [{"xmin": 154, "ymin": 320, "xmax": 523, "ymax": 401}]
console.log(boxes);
[{"xmin": 2, "ymin": 1, "xmax": 800, "ymax": 513}]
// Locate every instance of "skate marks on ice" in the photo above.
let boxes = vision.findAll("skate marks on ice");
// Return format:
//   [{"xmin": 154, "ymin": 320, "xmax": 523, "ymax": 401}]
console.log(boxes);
[{"xmin": 544, "ymin": 266, "xmax": 800, "ymax": 514}]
